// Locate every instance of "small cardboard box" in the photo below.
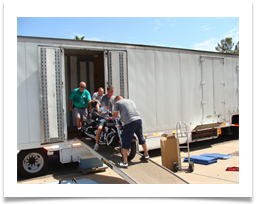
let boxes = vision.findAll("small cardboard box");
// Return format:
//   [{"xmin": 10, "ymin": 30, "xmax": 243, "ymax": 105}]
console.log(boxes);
[
  {"xmin": 162, "ymin": 133, "xmax": 176, "ymax": 140},
  {"xmin": 160, "ymin": 133, "xmax": 180, "ymax": 171}
]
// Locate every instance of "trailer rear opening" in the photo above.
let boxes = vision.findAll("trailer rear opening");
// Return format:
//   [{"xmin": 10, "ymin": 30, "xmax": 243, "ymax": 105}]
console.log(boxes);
[{"xmin": 64, "ymin": 48, "xmax": 105, "ymax": 139}]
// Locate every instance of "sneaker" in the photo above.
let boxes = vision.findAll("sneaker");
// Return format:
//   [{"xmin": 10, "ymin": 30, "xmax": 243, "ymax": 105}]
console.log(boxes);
[
  {"xmin": 140, "ymin": 154, "xmax": 150, "ymax": 160},
  {"xmin": 93, "ymin": 144, "xmax": 99, "ymax": 151},
  {"xmin": 118, "ymin": 161, "xmax": 128, "ymax": 168}
]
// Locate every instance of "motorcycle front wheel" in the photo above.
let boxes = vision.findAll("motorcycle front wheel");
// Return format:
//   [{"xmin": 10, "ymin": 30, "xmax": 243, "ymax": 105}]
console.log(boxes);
[{"xmin": 120, "ymin": 141, "xmax": 136, "ymax": 161}]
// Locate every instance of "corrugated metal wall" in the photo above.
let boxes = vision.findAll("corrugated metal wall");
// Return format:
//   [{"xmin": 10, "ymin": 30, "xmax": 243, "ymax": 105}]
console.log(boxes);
[
  {"xmin": 17, "ymin": 42, "xmax": 41, "ymax": 144},
  {"xmin": 127, "ymin": 48, "xmax": 238, "ymax": 134}
]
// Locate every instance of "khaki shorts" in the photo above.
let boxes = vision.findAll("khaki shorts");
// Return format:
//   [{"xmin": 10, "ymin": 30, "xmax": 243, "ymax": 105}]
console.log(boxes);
[{"xmin": 74, "ymin": 107, "xmax": 88, "ymax": 121}]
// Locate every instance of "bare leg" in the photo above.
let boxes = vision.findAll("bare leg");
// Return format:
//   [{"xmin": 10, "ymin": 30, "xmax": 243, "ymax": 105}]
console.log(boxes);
[
  {"xmin": 76, "ymin": 118, "xmax": 81, "ymax": 129},
  {"xmin": 95, "ymin": 126, "xmax": 103, "ymax": 144},
  {"xmin": 142, "ymin": 143, "xmax": 148, "ymax": 155},
  {"xmin": 122, "ymin": 148, "xmax": 129, "ymax": 163}
]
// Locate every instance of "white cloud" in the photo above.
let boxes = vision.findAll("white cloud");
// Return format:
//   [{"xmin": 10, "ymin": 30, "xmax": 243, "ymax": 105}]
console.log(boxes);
[
  {"xmin": 154, "ymin": 20, "xmax": 164, "ymax": 26},
  {"xmin": 193, "ymin": 37, "xmax": 220, "ymax": 52},
  {"xmin": 193, "ymin": 26, "xmax": 239, "ymax": 52},
  {"xmin": 153, "ymin": 19, "xmax": 164, "ymax": 31},
  {"xmin": 201, "ymin": 25, "xmax": 212, "ymax": 31},
  {"xmin": 204, "ymin": 27, "xmax": 212, "ymax": 31},
  {"xmin": 151, "ymin": 41, "xmax": 166, "ymax": 47},
  {"xmin": 85, "ymin": 37, "xmax": 102, "ymax": 41},
  {"xmin": 224, "ymin": 28, "xmax": 239, "ymax": 42}
]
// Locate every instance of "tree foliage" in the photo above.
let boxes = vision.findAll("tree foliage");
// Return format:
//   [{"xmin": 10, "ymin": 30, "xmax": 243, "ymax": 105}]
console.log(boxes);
[
  {"xmin": 74, "ymin": 36, "xmax": 85, "ymax": 40},
  {"xmin": 215, "ymin": 37, "xmax": 239, "ymax": 54}
]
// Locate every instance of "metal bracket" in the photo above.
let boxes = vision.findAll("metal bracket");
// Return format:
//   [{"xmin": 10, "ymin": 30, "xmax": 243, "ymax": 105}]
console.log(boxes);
[
  {"xmin": 109, "ymin": 52, "xmax": 112, "ymax": 86},
  {"xmin": 40, "ymin": 47, "xmax": 64, "ymax": 143},
  {"xmin": 119, "ymin": 52, "xmax": 124, "ymax": 97}
]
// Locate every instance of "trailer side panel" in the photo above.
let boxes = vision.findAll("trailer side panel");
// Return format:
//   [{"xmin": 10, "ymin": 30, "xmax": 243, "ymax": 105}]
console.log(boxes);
[{"xmin": 17, "ymin": 42, "xmax": 41, "ymax": 145}]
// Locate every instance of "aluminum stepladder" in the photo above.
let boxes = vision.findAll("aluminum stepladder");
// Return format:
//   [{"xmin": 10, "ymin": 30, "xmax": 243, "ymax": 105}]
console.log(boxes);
[{"xmin": 173, "ymin": 121, "xmax": 194, "ymax": 173}]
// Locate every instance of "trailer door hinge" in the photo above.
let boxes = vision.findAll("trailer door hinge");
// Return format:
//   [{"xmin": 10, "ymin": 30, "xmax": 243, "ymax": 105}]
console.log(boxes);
[
  {"xmin": 201, "ymin": 81, "xmax": 206, "ymax": 85},
  {"xmin": 221, "ymin": 81, "xmax": 225, "ymax": 86},
  {"xmin": 201, "ymin": 101, "xmax": 206, "ymax": 105}
]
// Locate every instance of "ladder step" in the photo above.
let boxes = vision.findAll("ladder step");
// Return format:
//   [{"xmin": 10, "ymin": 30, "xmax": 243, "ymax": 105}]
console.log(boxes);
[{"xmin": 179, "ymin": 146, "xmax": 188, "ymax": 148}]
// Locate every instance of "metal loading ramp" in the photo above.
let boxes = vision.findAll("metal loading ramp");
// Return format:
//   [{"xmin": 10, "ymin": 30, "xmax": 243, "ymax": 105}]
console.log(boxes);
[{"xmin": 75, "ymin": 137, "xmax": 189, "ymax": 184}]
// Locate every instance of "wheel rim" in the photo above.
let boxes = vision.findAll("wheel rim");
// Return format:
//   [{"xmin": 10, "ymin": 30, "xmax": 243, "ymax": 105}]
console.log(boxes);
[
  {"xmin": 127, "ymin": 148, "xmax": 131, "ymax": 156},
  {"xmin": 22, "ymin": 152, "xmax": 44, "ymax": 173}
]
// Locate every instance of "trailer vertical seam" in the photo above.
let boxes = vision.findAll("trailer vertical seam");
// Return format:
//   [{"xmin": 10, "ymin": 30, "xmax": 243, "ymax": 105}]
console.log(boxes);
[
  {"xmin": 25, "ymin": 42, "xmax": 31, "ymax": 141},
  {"xmin": 179, "ymin": 52, "xmax": 182, "ymax": 121},
  {"xmin": 200, "ymin": 56, "xmax": 204, "ymax": 124},
  {"xmin": 212, "ymin": 58, "xmax": 215, "ymax": 123}
]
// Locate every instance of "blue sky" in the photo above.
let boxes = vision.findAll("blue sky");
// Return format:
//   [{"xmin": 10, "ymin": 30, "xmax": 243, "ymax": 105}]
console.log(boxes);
[{"xmin": 17, "ymin": 17, "xmax": 239, "ymax": 52}]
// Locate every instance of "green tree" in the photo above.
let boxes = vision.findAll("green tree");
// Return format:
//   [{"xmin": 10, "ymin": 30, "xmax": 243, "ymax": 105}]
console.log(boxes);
[
  {"xmin": 233, "ymin": 41, "xmax": 239, "ymax": 54},
  {"xmin": 74, "ymin": 36, "xmax": 85, "ymax": 40},
  {"xmin": 215, "ymin": 37, "xmax": 234, "ymax": 53},
  {"xmin": 215, "ymin": 37, "xmax": 239, "ymax": 54}
]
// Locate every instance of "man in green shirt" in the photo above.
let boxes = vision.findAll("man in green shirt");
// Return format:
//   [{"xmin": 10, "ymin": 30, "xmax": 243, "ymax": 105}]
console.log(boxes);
[{"xmin": 69, "ymin": 82, "xmax": 91, "ymax": 131}]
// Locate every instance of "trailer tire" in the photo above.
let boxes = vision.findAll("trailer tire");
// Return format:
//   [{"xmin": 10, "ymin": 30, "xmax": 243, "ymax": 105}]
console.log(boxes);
[{"xmin": 17, "ymin": 149, "xmax": 49, "ymax": 178}]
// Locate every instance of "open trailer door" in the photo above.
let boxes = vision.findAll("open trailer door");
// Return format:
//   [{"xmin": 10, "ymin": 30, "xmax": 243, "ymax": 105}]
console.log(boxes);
[
  {"xmin": 38, "ymin": 47, "xmax": 65, "ymax": 144},
  {"xmin": 104, "ymin": 50, "xmax": 128, "ymax": 98}
]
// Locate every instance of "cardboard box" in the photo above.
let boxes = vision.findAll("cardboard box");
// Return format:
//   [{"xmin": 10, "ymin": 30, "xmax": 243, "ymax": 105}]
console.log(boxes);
[
  {"xmin": 161, "ymin": 133, "xmax": 176, "ymax": 140},
  {"xmin": 160, "ymin": 133, "xmax": 180, "ymax": 171}
]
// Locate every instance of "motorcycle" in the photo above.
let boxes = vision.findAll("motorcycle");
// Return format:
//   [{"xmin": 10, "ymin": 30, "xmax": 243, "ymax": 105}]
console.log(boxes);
[{"xmin": 81, "ymin": 108, "xmax": 137, "ymax": 161}]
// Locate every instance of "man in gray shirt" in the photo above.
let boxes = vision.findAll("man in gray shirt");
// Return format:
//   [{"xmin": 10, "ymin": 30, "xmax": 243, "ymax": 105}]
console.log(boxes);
[
  {"xmin": 91, "ymin": 87, "xmax": 105, "ymax": 112},
  {"xmin": 113, "ymin": 95, "xmax": 149, "ymax": 168}
]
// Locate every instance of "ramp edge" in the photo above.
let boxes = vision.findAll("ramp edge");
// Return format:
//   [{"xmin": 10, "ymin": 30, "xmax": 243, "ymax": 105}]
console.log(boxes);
[
  {"xmin": 74, "ymin": 138, "xmax": 138, "ymax": 184},
  {"xmin": 136, "ymin": 152, "xmax": 190, "ymax": 184}
]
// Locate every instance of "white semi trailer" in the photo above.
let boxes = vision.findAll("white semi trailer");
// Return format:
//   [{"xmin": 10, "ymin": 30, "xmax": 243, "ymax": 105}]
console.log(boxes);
[{"xmin": 17, "ymin": 36, "xmax": 239, "ymax": 177}]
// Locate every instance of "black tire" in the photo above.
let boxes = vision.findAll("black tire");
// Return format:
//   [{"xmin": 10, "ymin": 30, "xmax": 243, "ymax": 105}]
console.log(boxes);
[
  {"xmin": 188, "ymin": 162, "xmax": 194, "ymax": 173},
  {"xmin": 120, "ymin": 141, "xmax": 137, "ymax": 161},
  {"xmin": 17, "ymin": 149, "xmax": 49, "ymax": 178},
  {"xmin": 127, "ymin": 141, "xmax": 137, "ymax": 161},
  {"xmin": 173, "ymin": 162, "xmax": 178, "ymax": 172}
]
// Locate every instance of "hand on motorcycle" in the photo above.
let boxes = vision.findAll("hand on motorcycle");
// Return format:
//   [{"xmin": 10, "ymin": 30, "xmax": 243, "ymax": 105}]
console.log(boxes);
[{"xmin": 113, "ymin": 111, "xmax": 118, "ymax": 118}]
